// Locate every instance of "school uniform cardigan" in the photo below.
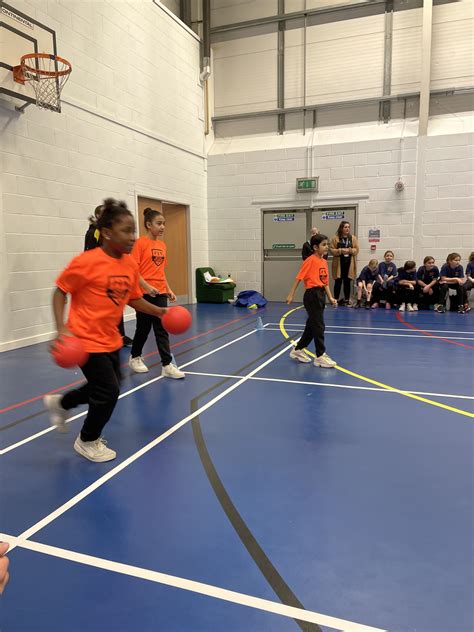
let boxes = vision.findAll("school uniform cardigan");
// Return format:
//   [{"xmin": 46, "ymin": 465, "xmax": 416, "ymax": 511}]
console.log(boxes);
[{"xmin": 330, "ymin": 234, "xmax": 360, "ymax": 280}]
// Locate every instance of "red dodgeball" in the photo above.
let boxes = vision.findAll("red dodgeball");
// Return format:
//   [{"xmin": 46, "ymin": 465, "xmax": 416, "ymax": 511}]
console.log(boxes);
[
  {"xmin": 161, "ymin": 306, "xmax": 192, "ymax": 335},
  {"xmin": 51, "ymin": 335, "xmax": 89, "ymax": 369}
]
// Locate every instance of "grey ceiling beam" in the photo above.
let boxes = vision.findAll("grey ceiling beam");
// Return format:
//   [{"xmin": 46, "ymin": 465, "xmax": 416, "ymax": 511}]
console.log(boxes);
[
  {"xmin": 210, "ymin": 0, "xmax": 456, "ymax": 37},
  {"xmin": 211, "ymin": 87, "xmax": 474, "ymax": 123},
  {"xmin": 211, "ymin": 0, "xmax": 386, "ymax": 34}
]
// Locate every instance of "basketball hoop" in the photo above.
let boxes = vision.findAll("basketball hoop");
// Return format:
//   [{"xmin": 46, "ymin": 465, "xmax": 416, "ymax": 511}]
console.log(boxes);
[{"xmin": 13, "ymin": 53, "xmax": 72, "ymax": 112}]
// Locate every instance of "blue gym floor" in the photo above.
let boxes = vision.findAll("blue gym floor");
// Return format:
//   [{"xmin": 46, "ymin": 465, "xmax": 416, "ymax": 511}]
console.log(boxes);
[{"xmin": 1, "ymin": 303, "xmax": 473, "ymax": 632}]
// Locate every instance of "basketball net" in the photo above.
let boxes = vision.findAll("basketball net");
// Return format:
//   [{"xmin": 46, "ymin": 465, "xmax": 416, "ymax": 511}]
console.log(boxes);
[{"xmin": 13, "ymin": 53, "xmax": 72, "ymax": 112}]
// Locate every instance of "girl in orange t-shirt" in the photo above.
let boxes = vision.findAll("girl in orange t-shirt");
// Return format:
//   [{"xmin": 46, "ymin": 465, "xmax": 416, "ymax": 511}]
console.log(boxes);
[
  {"xmin": 44, "ymin": 199, "xmax": 168, "ymax": 463},
  {"xmin": 286, "ymin": 233, "xmax": 338, "ymax": 368},
  {"xmin": 129, "ymin": 207, "xmax": 184, "ymax": 379}
]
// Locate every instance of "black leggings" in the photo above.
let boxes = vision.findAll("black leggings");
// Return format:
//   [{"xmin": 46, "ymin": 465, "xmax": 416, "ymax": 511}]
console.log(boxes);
[
  {"xmin": 295, "ymin": 287, "xmax": 326, "ymax": 357},
  {"xmin": 396, "ymin": 286, "xmax": 419, "ymax": 305},
  {"xmin": 131, "ymin": 294, "xmax": 172, "ymax": 366},
  {"xmin": 439, "ymin": 281, "xmax": 472, "ymax": 307},
  {"xmin": 333, "ymin": 256, "xmax": 352, "ymax": 301},
  {"xmin": 417, "ymin": 285, "xmax": 440, "ymax": 307},
  {"xmin": 61, "ymin": 351, "xmax": 121, "ymax": 442}
]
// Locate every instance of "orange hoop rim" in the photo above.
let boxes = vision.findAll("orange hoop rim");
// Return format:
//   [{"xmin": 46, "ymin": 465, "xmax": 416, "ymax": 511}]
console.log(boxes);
[{"xmin": 20, "ymin": 53, "xmax": 72, "ymax": 78}]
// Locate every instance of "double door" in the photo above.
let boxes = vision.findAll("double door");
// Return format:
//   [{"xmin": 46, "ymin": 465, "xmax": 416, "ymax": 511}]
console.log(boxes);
[{"xmin": 262, "ymin": 207, "xmax": 357, "ymax": 302}]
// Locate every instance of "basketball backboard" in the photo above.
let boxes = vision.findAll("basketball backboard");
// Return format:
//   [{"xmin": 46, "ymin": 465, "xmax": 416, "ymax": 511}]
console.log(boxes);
[{"xmin": 1, "ymin": 2, "xmax": 57, "ymax": 110}]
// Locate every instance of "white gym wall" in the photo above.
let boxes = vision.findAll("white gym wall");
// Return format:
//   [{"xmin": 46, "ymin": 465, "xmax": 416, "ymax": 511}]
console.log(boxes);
[
  {"xmin": 0, "ymin": 0, "xmax": 207, "ymax": 351},
  {"xmin": 206, "ymin": 0, "xmax": 473, "ymax": 293}
]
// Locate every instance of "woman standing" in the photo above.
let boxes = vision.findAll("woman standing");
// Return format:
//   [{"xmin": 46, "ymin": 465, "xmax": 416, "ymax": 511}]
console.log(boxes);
[{"xmin": 330, "ymin": 221, "xmax": 359, "ymax": 305}]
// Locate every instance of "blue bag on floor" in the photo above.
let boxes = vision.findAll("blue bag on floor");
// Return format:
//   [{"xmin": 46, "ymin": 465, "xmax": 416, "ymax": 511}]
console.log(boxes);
[{"xmin": 234, "ymin": 290, "xmax": 267, "ymax": 308}]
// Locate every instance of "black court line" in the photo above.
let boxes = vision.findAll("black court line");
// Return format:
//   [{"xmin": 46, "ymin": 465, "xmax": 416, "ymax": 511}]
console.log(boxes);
[
  {"xmin": 145, "ymin": 318, "xmax": 258, "ymax": 371},
  {"xmin": 191, "ymin": 341, "xmax": 322, "ymax": 632},
  {"xmin": 0, "ymin": 319, "xmax": 258, "ymax": 433}
]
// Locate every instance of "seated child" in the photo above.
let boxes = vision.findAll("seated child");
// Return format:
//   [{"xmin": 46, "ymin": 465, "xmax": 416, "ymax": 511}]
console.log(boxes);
[
  {"xmin": 437, "ymin": 253, "xmax": 472, "ymax": 314},
  {"xmin": 374, "ymin": 250, "xmax": 398, "ymax": 309},
  {"xmin": 396, "ymin": 261, "xmax": 418, "ymax": 312},
  {"xmin": 354, "ymin": 259, "xmax": 379, "ymax": 309},
  {"xmin": 416, "ymin": 256, "xmax": 440, "ymax": 310}
]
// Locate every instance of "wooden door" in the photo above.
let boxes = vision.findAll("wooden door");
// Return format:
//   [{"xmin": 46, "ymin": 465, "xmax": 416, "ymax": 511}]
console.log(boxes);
[
  {"xmin": 136, "ymin": 197, "xmax": 189, "ymax": 303},
  {"xmin": 161, "ymin": 203, "xmax": 189, "ymax": 302}
]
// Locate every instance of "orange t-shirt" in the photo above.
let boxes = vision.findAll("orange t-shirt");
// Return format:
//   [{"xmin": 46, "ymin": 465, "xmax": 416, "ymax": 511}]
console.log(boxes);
[
  {"xmin": 131, "ymin": 236, "xmax": 168, "ymax": 294},
  {"xmin": 56, "ymin": 248, "xmax": 142, "ymax": 353},
  {"xmin": 296, "ymin": 255, "xmax": 329, "ymax": 288}
]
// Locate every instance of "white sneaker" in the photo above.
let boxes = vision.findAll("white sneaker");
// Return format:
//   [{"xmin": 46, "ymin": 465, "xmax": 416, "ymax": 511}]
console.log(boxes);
[
  {"xmin": 399, "ymin": 303, "xmax": 406, "ymax": 312},
  {"xmin": 44, "ymin": 394, "xmax": 68, "ymax": 432},
  {"xmin": 314, "ymin": 353, "xmax": 337, "ymax": 368},
  {"xmin": 412, "ymin": 304, "xmax": 418, "ymax": 311},
  {"xmin": 407, "ymin": 303, "xmax": 414, "ymax": 312},
  {"xmin": 129, "ymin": 356, "xmax": 149, "ymax": 373},
  {"xmin": 289, "ymin": 349, "xmax": 311, "ymax": 363},
  {"xmin": 162, "ymin": 363, "xmax": 185, "ymax": 379},
  {"xmin": 74, "ymin": 435, "xmax": 116, "ymax": 462}
]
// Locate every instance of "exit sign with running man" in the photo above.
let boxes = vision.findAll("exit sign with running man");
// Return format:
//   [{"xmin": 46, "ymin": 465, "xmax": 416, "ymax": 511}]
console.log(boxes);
[{"xmin": 296, "ymin": 177, "xmax": 319, "ymax": 192}]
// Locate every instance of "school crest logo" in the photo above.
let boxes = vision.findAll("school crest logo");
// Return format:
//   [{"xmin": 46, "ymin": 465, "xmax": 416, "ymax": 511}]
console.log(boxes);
[
  {"xmin": 152, "ymin": 248, "xmax": 164, "ymax": 267},
  {"xmin": 107, "ymin": 275, "xmax": 130, "ymax": 305},
  {"xmin": 319, "ymin": 267, "xmax": 328, "ymax": 284}
]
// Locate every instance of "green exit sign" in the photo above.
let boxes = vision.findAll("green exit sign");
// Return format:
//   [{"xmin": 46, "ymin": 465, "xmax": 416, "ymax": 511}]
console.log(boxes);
[{"xmin": 296, "ymin": 177, "xmax": 319, "ymax": 192}]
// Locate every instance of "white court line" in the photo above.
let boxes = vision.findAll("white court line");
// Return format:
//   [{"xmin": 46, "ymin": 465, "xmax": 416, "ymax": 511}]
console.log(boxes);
[
  {"xmin": 0, "ymin": 535, "xmax": 384, "ymax": 632},
  {"xmin": 184, "ymin": 371, "xmax": 474, "ymax": 401},
  {"xmin": 0, "ymin": 325, "xmax": 268, "ymax": 456},
  {"xmin": 15, "ymin": 342, "xmax": 293, "ymax": 543},
  {"xmin": 266, "ymin": 323, "xmax": 474, "ymax": 335},
  {"xmin": 265, "ymin": 328, "xmax": 474, "ymax": 341}
]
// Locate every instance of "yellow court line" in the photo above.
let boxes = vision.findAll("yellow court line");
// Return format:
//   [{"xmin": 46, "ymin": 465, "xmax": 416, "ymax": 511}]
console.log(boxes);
[{"xmin": 280, "ymin": 305, "xmax": 474, "ymax": 419}]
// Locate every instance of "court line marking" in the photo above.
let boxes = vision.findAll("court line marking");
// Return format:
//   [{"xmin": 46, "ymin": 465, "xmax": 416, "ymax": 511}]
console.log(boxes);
[
  {"xmin": 184, "ymin": 371, "xmax": 474, "ymax": 401},
  {"xmin": 0, "ymin": 535, "xmax": 384, "ymax": 632},
  {"xmin": 266, "ymin": 323, "xmax": 474, "ymax": 335},
  {"xmin": 0, "ymin": 311, "xmax": 261, "ymax": 416},
  {"xmin": 13, "ymin": 342, "xmax": 293, "ymax": 543},
  {"xmin": 265, "ymin": 328, "xmax": 474, "ymax": 341},
  {"xmin": 0, "ymin": 325, "xmax": 270, "ymax": 456},
  {"xmin": 395, "ymin": 312, "xmax": 474, "ymax": 349},
  {"xmin": 279, "ymin": 306, "xmax": 474, "ymax": 419}
]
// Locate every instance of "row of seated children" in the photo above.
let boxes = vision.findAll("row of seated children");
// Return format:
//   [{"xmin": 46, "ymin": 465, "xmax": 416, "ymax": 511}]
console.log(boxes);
[{"xmin": 354, "ymin": 251, "xmax": 473, "ymax": 314}]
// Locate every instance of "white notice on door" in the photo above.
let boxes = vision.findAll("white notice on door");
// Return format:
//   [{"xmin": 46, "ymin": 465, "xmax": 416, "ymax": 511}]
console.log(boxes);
[
  {"xmin": 273, "ymin": 213, "xmax": 295, "ymax": 222},
  {"xmin": 321, "ymin": 211, "xmax": 345, "ymax": 220}
]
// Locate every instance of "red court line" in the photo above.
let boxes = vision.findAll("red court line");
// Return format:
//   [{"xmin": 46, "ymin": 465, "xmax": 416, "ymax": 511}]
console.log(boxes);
[
  {"xmin": 396, "ymin": 312, "xmax": 474, "ymax": 349},
  {"xmin": 0, "ymin": 311, "xmax": 259, "ymax": 415}
]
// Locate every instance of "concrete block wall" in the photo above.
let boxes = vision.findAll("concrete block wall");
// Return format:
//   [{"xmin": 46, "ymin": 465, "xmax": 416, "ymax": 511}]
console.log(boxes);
[
  {"xmin": 208, "ymin": 133, "xmax": 473, "ymax": 294},
  {"xmin": 0, "ymin": 0, "xmax": 207, "ymax": 351},
  {"xmin": 423, "ymin": 134, "xmax": 474, "ymax": 258}
]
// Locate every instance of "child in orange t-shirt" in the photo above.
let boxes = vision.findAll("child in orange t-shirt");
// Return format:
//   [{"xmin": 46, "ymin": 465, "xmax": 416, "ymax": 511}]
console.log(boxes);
[
  {"xmin": 286, "ymin": 233, "xmax": 338, "ymax": 368},
  {"xmin": 44, "ymin": 199, "xmax": 168, "ymax": 463},
  {"xmin": 128, "ymin": 207, "xmax": 184, "ymax": 379}
]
